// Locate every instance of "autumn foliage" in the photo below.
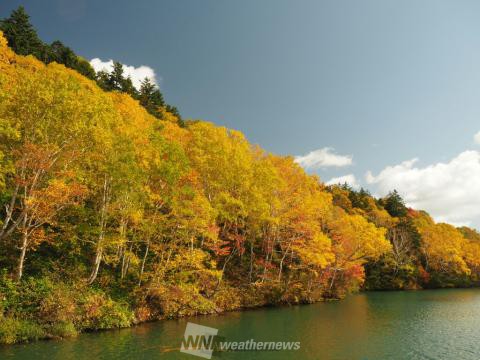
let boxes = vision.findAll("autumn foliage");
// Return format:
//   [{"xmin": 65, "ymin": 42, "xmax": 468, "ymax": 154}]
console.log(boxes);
[{"xmin": 0, "ymin": 31, "xmax": 479, "ymax": 343}]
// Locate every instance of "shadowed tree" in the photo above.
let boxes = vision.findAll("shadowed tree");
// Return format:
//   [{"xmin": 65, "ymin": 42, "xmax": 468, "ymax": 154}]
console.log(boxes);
[
  {"xmin": 139, "ymin": 77, "xmax": 165, "ymax": 118},
  {"xmin": 383, "ymin": 190, "xmax": 408, "ymax": 218},
  {"xmin": 48, "ymin": 40, "xmax": 96, "ymax": 79},
  {"xmin": 0, "ymin": 6, "xmax": 47, "ymax": 61}
]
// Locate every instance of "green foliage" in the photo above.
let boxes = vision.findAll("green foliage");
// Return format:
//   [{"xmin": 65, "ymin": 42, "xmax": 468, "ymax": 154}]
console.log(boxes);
[
  {"xmin": 47, "ymin": 321, "xmax": 78, "ymax": 339},
  {"xmin": 77, "ymin": 290, "xmax": 133, "ymax": 330},
  {"xmin": 0, "ymin": 318, "xmax": 45, "ymax": 344},
  {"xmin": 39, "ymin": 283, "xmax": 77, "ymax": 324},
  {"xmin": 0, "ymin": 6, "xmax": 45, "ymax": 59},
  {"xmin": 47, "ymin": 41, "xmax": 96, "ymax": 79},
  {"xmin": 96, "ymin": 61, "xmax": 137, "ymax": 96},
  {"xmin": 0, "ymin": 6, "xmax": 95, "ymax": 80},
  {"xmin": 382, "ymin": 190, "xmax": 408, "ymax": 218},
  {"xmin": 364, "ymin": 255, "xmax": 419, "ymax": 290},
  {"xmin": 0, "ymin": 276, "xmax": 54, "ymax": 319},
  {"xmin": 139, "ymin": 77, "xmax": 164, "ymax": 118},
  {"xmin": 0, "ymin": 14, "xmax": 480, "ymax": 346},
  {"xmin": 0, "ymin": 7, "xmax": 180, "ymax": 125},
  {"xmin": 348, "ymin": 188, "xmax": 372, "ymax": 211}
]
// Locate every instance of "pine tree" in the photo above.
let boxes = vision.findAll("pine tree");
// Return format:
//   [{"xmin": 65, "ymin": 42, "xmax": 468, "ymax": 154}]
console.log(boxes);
[
  {"xmin": 383, "ymin": 190, "xmax": 408, "ymax": 218},
  {"xmin": 73, "ymin": 56, "xmax": 96, "ymax": 80},
  {"xmin": 108, "ymin": 61, "xmax": 126, "ymax": 91},
  {"xmin": 103, "ymin": 61, "xmax": 138, "ymax": 96},
  {"xmin": 49, "ymin": 40, "xmax": 77, "ymax": 67},
  {"xmin": 95, "ymin": 70, "xmax": 112, "ymax": 91},
  {"xmin": 0, "ymin": 6, "xmax": 46, "ymax": 60},
  {"xmin": 47, "ymin": 41, "xmax": 95, "ymax": 79},
  {"xmin": 139, "ymin": 78, "xmax": 164, "ymax": 118},
  {"xmin": 165, "ymin": 104, "xmax": 184, "ymax": 127}
]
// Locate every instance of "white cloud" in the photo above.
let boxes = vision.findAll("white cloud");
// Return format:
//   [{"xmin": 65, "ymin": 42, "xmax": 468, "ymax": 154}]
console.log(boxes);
[
  {"xmin": 295, "ymin": 147, "xmax": 353, "ymax": 169},
  {"xmin": 366, "ymin": 151, "xmax": 480, "ymax": 228},
  {"xmin": 89, "ymin": 58, "xmax": 158, "ymax": 90},
  {"xmin": 474, "ymin": 131, "xmax": 480, "ymax": 145},
  {"xmin": 326, "ymin": 174, "xmax": 359, "ymax": 189}
]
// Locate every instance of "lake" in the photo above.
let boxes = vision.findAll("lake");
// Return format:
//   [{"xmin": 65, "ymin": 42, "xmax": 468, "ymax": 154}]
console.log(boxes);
[{"xmin": 2, "ymin": 289, "xmax": 480, "ymax": 359}]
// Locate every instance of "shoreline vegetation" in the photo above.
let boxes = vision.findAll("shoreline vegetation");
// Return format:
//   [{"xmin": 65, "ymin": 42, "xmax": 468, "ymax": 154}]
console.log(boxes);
[{"xmin": 1, "ymin": 7, "xmax": 480, "ymax": 345}]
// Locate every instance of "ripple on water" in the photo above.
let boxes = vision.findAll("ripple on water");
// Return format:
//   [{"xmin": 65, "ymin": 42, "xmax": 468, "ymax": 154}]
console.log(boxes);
[{"xmin": 1, "ymin": 289, "xmax": 480, "ymax": 360}]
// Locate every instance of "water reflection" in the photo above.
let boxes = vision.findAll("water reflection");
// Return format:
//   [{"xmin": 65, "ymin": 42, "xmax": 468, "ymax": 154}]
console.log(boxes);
[{"xmin": 1, "ymin": 289, "xmax": 480, "ymax": 359}]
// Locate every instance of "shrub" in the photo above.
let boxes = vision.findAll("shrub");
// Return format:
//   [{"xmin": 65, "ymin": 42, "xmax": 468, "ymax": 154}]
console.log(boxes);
[
  {"xmin": 213, "ymin": 286, "xmax": 241, "ymax": 311},
  {"xmin": 0, "ymin": 276, "xmax": 56, "ymax": 319},
  {"xmin": 47, "ymin": 321, "xmax": 77, "ymax": 338},
  {"xmin": 0, "ymin": 318, "xmax": 45, "ymax": 344},
  {"xmin": 146, "ymin": 284, "xmax": 216, "ymax": 319},
  {"xmin": 239, "ymin": 284, "xmax": 269, "ymax": 308},
  {"xmin": 39, "ymin": 284, "xmax": 77, "ymax": 324},
  {"xmin": 0, "ymin": 271, "xmax": 19, "ymax": 316},
  {"xmin": 0, "ymin": 318, "xmax": 18, "ymax": 344},
  {"xmin": 77, "ymin": 291, "xmax": 134, "ymax": 330}
]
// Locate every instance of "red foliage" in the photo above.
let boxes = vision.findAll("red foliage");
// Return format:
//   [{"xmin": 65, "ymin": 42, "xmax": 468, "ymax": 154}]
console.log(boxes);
[{"xmin": 418, "ymin": 266, "xmax": 430, "ymax": 285}]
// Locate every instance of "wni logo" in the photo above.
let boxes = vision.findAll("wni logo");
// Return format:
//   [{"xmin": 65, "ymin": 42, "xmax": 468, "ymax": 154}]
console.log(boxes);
[{"xmin": 180, "ymin": 322, "xmax": 219, "ymax": 359}]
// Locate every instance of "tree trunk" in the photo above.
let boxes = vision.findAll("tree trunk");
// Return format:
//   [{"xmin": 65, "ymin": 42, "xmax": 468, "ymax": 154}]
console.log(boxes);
[
  {"xmin": 328, "ymin": 268, "xmax": 337, "ymax": 295},
  {"xmin": 278, "ymin": 242, "xmax": 292, "ymax": 281},
  {"xmin": 88, "ymin": 175, "xmax": 108, "ymax": 285},
  {"xmin": 121, "ymin": 242, "xmax": 133, "ymax": 279},
  {"xmin": 87, "ymin": 245, "xmax": 103, "ymax": 284},
  {"xmin": 248, "ymin": 242, "xmax": 254, "ymax": 283},
  {"xmin": 0, "ymin": 185, "xmax": 19, "ymax": 241},
  {"xmin": 215, "ymin": 248, "xmax": 237, "ymax": 291},
  {"xmin": 138, "ymin": 240, "xmax": 149, "ymax": 286},
  {"xmin": 16, "ymin": 230, "xmax": 28, "ymax": 281}
]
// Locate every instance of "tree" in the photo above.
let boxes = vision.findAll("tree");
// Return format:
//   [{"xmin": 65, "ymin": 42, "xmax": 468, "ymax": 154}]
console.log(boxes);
[
  {"xmin": 413, "ymin": 213, "xmax": 469, "ymax": 277},
  {"xmin": 326, "ymin": 208, "xmax": 391, "ymax": 295},
  {"xmin": 349, "ymin": 188, "xmax": 372, "ymax": 211},
  {"xmin": 47, "ymin": 41, "xmax": 96, "ymax": 79},
  {"xmin": 165, "ymin": 104, "xmax": 184, "ymax": 127},
  {"xmin": 95, "ymin": 61, "xmax": 137, "ymax": 97},
  {"xmin": 383, "ymin": 190, "xmax": 408, "ymax": 218},
  {"xmin": 0, "ymin": 6, "xmax": 46, "ymax": 60},
  {"xmin": 269, "ymin": 156, "xmax": 333, "ymax": 284},
  {"xmin": 0, "ymin": 55, "xmax": 105, "ymax": 279},
  {"xmin": 139, "ymin": 78, "xmax": 164, "ymax": 118},
  {"xmin": 84, "ymin": 93, "xmax": 153, "ymax": 284}
]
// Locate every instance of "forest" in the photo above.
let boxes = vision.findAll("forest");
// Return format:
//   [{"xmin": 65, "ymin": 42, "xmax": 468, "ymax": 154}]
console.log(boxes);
[{"xmin": 0, "ymin": 7, "xmax": 479, "ymax": 344}]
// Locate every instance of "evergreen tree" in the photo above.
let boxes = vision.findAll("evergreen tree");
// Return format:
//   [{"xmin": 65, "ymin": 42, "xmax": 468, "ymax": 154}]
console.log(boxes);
[
  {"xmin": 74, "ymin": 56, "xmax": 96, "ymax": 79},
  {"xmin": 139, "ymin": 78, "xmax": 165, "ymax": 118},
  {"xmin": 383, "ymin": 190, "xmax": 408, "ymax": 218},
  {"xmin": 49, "ymin": 40, "xmax": 76, "ymax": 67},
  {"xmin": 165, "ymin": 104, "xmax": 185, "ymax": 127},
  {"xmin": 95, "ymin": 70, "xmax": 112, "ymax": 91},
  {"xmin": 349, "ymin": 188, "xmax": 372, "ymax": 211},
  {"xmin": 99, "ymin": 61, "xmax": 137, "ymax": 96},
  {"xmin": 47, "ymin": 41, "xmax": 95, "ymax": 79},
  {"xmin": 109, "ymin": 61, "xmax": 126, "ymax": 91},
  {"xmin": 0, "ymin": 6, "xmax": 46, "ymax": 60}
]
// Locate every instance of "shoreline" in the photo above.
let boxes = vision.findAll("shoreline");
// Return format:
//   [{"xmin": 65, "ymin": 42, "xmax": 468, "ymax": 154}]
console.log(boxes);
[{"xmin": 3, "ymin": 285, "xmax": 479, "ymax": 346}]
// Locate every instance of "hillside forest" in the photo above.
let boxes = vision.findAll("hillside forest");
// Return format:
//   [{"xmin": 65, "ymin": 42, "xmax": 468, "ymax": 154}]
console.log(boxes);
[{"xmin": 0, "ymin": 7, "xmax": 479, "ymax": 344}]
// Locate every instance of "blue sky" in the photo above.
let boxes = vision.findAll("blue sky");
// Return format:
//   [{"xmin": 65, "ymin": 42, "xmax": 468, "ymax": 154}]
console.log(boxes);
[{"xmin": 1, "ymin": 0, "xmax": 480, "ymax": 228}]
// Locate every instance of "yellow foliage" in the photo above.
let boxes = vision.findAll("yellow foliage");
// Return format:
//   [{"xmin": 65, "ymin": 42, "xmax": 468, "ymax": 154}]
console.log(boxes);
[
  {"xmin": 414, "ymin": 213, "xmax": 470, "ymax": 274},
  {"xmin": 328, "ymin": 208, "xmax": 391, "ymax": 265},
  {"xmin": 0, "ymin": 31, "xmax": 15, "ymax": 68}
]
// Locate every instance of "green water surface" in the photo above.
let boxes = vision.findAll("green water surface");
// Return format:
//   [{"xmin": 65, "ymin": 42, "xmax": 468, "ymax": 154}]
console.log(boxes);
[{"xmin": 2, "ymin": 289, "xmax": 480, "ymax": 359}]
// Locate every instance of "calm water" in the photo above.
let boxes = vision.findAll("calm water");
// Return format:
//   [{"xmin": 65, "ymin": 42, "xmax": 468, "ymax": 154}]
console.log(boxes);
[{"xmin": 2, "ymin": 289, "xmax": 480, "ymax": 359}]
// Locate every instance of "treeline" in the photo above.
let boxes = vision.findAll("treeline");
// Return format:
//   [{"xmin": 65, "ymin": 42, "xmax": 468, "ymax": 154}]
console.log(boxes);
[
  {"xmin": 0, "ymin": 29, "xmax": 392, "ymax": 343},
  {"xmin": 329, "ymin": 186, "xmax": 480, "ymax": 289},
  {"xmin": 0, "ymin": 9, "xmax": 479, "ymax": 345},
  {"xmin": 0, "ymin": 6, "xmax": 182, "ymax": 126}
]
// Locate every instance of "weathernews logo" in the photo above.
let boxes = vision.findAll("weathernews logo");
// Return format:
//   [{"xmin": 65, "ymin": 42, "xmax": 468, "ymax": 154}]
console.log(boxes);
[{"xmin": 180, "ymin": 322, "xmax": 301, "ymax": 359}]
